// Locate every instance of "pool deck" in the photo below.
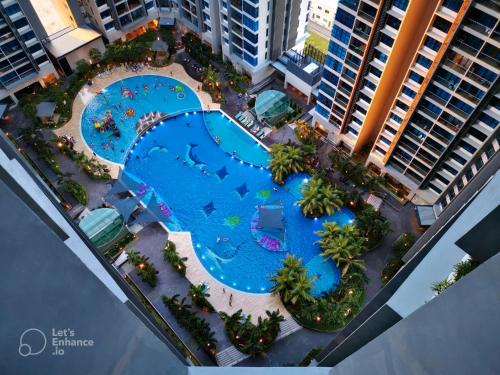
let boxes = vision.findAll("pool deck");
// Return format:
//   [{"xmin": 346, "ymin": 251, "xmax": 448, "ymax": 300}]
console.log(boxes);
[
  {"xmin": 169, "ymin": 231, "xmax": 290, "ymax": 322},
  {"xmin": 54, "ymin": 63, "xmax": 219, "ymax": 179}
]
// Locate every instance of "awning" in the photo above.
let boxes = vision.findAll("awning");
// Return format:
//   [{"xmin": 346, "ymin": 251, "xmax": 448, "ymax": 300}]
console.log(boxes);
[
  {"xmin": 36, "ymin": 102, "xmax": 56, "ymax": 118},
  {"xmin": 366, "ymin": 194, "xmax": 383, "ymax": 211},
  {"xmin": 45, "ymin": 27, "xmax": 101, "ymax": 58},
  {"xmin": 416, "ymin": 205, "xmax": 437, "ymax": 227}
]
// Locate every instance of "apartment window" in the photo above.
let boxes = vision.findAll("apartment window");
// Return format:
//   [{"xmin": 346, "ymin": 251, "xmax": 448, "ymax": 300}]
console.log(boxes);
[
  {"xmin": 443, "ymin": 163, "xmax": 458, "ymax": 175},
  {"xmin": 424, "ymin": 36, "xmax": 441, "ymax": 52},
  {"xmin": 428, "ymin": 183, "xmax": 443, "ymax": 194},
  {"xmin": 20, "ymin": 31, "xmax": 35, "ymax": 42},
  {"xmin": 320, "ymin": 82, "xmax": 336, "ymax": 98},
  {"xmin": 331, "ymin": 25, "xmax": 351, "ymax": 45},
  {"xmin": 359, "ymin": 92, "xmax": 371, "ymax": 103},
  {"xmin": 458, "ymin": 140, "xmax": 477, "ymax": 154},
  {"xmin": 392, "ymin": 0, "xmax": 409, "ymax": 11},
  {"xmin": 369, "ymin": 66, "xmax": 382, "ymax": 78},
  {"xmin": 243, "ymin": 52, "xmax": 257, "ymax": 66},
  {"xmin": 316, "ymin": 104, "xmax": 330, "ymax": 118},
  {"xmin": 348, "ymin": 127, "xmax": 359, "ymax": 135},
  {"xmin": 479, "ymin": 112, "xmax": 498, "ymax": 129},
  {"xmin": 416, "ymin": 55, "xmax": 432, "ymax": 68},
  {"xmin": 386, "ymin": 15, "xmax": 401, "ymax": 30},
  {"xmin": 396, "ymin": 100, "xmax": 409, "ymax": 111},
  {"xmin": 242, "ymin": 16, "xmax": 258, "ymax": 31},
  {"xmin": 380, "ymin": 33, "xmax": 394, "ymax": 47},
  {"xmin": 344, "ymin": 68, "xmax": 356, "ymax": 80},
  {"xmin": 323, "ymin": 70, "xmax": 339, "ymax": 86},
  {"xmin": 449, "ymin": 97, "xmax": 473, "ymax": 115},
  {"xmin": 100, "ymin": 9, "xmax": 111, "ymax": 19},
  {"xmin": 104, "ymin": 22, "xmax": 114, "ymax": 30},
  {"xmin": 243, "ymin": 2, "xmax": 258, "ymax": 18},
  {"xmin": 96, "ymin": 0, "xmax": 107, "ymax": 6},
  {"xmin": 325, "ymin": 56, "xmax": 343, "ymax": 73},
  {"xmin": 402, "ymin": 86, "xmax": 416, "ymax": 99},
  {"xmin": 442, "ymin": 0, "xmax": 463, "ymax": 12},
  {"xmin": 450, "ymin": 152, "xmax": 467, "ymax": 165},
  {"xmin": 328, "ymin": 41, "xmax": 347, "ymax": 60},
  {"xmin": 335, "ymin": 8, "xmax": 355, "ymax": 29},
  {"xmin": 409, "ymin": 71, "xmax": 423, "ymax": 84},
  {"xmin": 318, "ymin": 93, "xmax": 333, "ymax": 109},
  {"xmin": 4, "ymin": 4, "xmax": 21, "ymax": 16},
  {"xmin": 474, "ymin": 157, "xmax": 484, "ymax": 170},
  {"xmin": 243, "ymin": 29, "xmax": 258, "ymax": 43},
  {"xmin": 390, "ymin": 113, "xmax": 403, "ymax": 123},
  {"xmin": 374, "ymin": 50, "xmax": 388, "ymax": 63},
  {"xmin": 339, "ymin": 0, "xmax": 359, "ymax": 11},
  {"xmin": 433, "ymin": 16, "xmax": 451, "ymax": 33},
  {"xmin": 13, "ymin": 18, "xmax": 28, "ymax": 30},
  {"xmin": 380, "ymin": 136, "xmax": 391, "ymax": 145},
  {"xmin": 244, "ymin": 42, "xmax": 257, "ymax": 55},
  {"xmin": 364, "ymin": 79, "xmax": 376, "ymax": 91}
]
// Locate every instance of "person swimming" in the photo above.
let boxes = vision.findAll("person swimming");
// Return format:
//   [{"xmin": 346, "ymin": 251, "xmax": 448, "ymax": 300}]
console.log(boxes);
[{"xmin": 216, "ymin": 236, "xmax": 221, "ymax": 244}]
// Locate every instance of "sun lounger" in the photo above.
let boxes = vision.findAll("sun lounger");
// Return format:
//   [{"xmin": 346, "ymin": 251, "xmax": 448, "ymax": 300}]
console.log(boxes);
[{"xmin": 255, "ymin": 130, "xmax": 264, "ymax": 137}]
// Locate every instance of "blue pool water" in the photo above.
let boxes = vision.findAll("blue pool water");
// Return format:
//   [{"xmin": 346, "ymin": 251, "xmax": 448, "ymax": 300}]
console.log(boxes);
[
  {"xmin": 122, "ymin": 111, "xmax": 356, "ymax": 294},
  {"xmin": 81, "ymin": 75, "xmax": 202, "ymax": 163}
]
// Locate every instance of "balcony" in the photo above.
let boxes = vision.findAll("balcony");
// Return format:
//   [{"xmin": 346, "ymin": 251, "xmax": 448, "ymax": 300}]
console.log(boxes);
[
  {"xmin": 419, "ymin": 106, "xmax": 440, "ymax": 120},
  {"xmin": 358, "ymin": 10, "xmax": 375, "ymax": 24},
  {"xmin": 477, "ymin": 51, "xmax": 499, "ymax": 68},
  {"xmin": 465, "ymin": 69, "xmax": 493, "ymax": 88},
  {"xmin": 446, "ymin": 103, "xmax": 469, "ymax": 119},
  {"xmin": 443, "ymin": 58, "xmax": 469, "ymax": 75},
  {"xmin": 337, "ymin": 85, "xmax": 352, "ymax": 97},
  {"xmin": 463, "ymin": 18, "xmax": 495, "ymax": 36},
  {"xmin": 455, "ymin": 87, "xmax": 482, "ymax": 104},
  {"xmin": 353, "ymin": 26, "xmax": 370, "ymax": 41},
  {"xmin": 345, "ymin": 57, "xmax": 360, "ymax": 70},
  {"xmin": 341, "ymin": 73, "xmax": 355, "ymax": 84},
  {"xmin": 453, "ymin": 39, "xmax": 480, "ymax": 57},
  {"xmin": 426, "ymin": 92, "xmax": 448, "ymax": 106}
]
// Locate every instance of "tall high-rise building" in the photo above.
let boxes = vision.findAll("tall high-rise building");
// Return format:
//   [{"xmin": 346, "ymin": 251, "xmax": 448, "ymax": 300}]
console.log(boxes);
[
  {"xmin": 78, "ymin": 0, "xmax": 158, "ymax": 43},
  {"xmin": 0, "ymin": 1, "xmax": 59, "ymax": 104},
  {"xmin": 210, "ymin": 0, "xmax": 311, "ymax": 83},
  {"xmin": 312, "ymin": 0, "xmax": 499, "ymax": 209}
]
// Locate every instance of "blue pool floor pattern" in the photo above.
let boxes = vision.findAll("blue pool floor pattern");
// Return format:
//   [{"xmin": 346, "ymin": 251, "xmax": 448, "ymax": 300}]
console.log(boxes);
[
  {"xmin": 123, "ymin": 112, "xmax": 355, "ymax": 294},
  {"xmin": 81, "ymin": 75, "xmax": 202, "ymax": 164}
]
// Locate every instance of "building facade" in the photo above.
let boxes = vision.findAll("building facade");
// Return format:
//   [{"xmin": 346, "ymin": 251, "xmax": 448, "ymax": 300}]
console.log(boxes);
[
  {"xmin": 0, "ymin": 0, "xmax": 59, "ymax": 104},
  {"xmin": 310, "ymin": 0, "xmax": 337, "ymax": 30},
  {"xmin": 215, "ymin": 0, "xmax": 311, "ymax": 83},
  {"xmin": 312, "ymin": 0, "xmax": 499, "ymax": 209},
  {"xmin": 79, "ymin": 0, "xmax": 158, "ymax": 43}
]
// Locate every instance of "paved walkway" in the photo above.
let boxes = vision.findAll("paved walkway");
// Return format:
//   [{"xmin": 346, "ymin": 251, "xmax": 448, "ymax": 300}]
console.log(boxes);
[
  {"xmin": 169, "ymin": 231, "xmax": 290, "ymax": 322},
  {"xmin": 54, "ymin": 63, "xmax": 219, "ymax": 178}
]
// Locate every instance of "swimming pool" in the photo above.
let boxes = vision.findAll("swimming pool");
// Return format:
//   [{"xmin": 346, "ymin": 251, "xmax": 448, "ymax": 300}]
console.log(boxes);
[
  {"xmin": 123, "ymin": 111, "xmax": 355, "ymax": 294},
  {"xmin": 81, "ymin": 75, "xmax": 202, "ymax": 164}
]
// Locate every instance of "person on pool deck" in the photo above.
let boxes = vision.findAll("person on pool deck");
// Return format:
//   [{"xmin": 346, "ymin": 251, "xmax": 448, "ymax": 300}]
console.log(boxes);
[{"xmin": 229, "ymin": 294, "xmax": 233, "ymax": 307}]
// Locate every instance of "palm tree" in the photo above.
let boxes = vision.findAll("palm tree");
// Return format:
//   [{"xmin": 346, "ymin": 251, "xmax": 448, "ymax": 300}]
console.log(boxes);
[
  {"xmin": 126, "ymin": 249, "xmax": 141, "ymax": 265},
  {"xmin": 337, "ymin": 255, "xmax": 366, "ymax": 277},
  {"xmin": 287, "ymin": 272, "xmax": 316, "ymax": 305},
  {"xmin": 431, "ymin": 279, "xmax": 453, "ymax": 295},
  {"xmin": 269, "ymin": 144, "xmax": 305, "ymax": 184},
  {"xmin": 298, "ymin": 177, "xmax": 343, "ymax": 217},
  {"xmin": 315, "ymin": 222, "xmax": 341, "ymax": 249}
]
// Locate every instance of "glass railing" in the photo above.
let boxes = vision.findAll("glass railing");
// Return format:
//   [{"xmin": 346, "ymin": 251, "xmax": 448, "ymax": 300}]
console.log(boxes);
[
  {"xmin": 419, "ymin": 106, "xmax": 440, "ymax": 120},
  {"xmin": 455, "ymin": 87, "xmax": 481, "ymax": 103},
  {"xmin": 443, "ymin": 58, "xmax": 469, "ymax": 74},
  {"xmin": 446, "ymin": 103, "xmax": 469, "ymax": 119},
  {"xmin": 429, "ymin": 130, "xmax": 451, "ymax": 145},
  {"xmin": 463, "ymin": 18, "xmax": 494, "ymax": 36},
  {"xmin": 426, "ymin": 92, "xmax": 448, "ymax": 106},
  {"xmin": 478, "ymin": 52, "xmax": 499, "ymax": 67},
  {"xmin": 358, "ymin": 10, "xmax": 375, "ymax": 23},
  {"xmin": 453, "ymin": 40, "xmax": 480, "ymax": 57},
  {"xmin": 465, "ymin": 69, "xmax": 493, "ymax": 88},
  {"xmin": 345, "ymin": 58, "xmax": 360, "ymax": 70},
  {"xmin": 437, "ymin": 116, "xmax": 461, "ymax": 133},
  {"xmin": 337, "ymin": 85, "xmax": 351, "ymax": 97}
]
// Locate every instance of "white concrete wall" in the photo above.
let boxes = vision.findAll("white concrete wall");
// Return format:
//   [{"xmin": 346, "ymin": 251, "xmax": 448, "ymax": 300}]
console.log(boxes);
[{"xmin": 387, "ymin": 172, "xmax": 500, "ymax": 318}]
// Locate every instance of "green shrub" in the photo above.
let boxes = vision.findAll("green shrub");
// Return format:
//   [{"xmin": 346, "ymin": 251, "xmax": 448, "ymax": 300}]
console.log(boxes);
[
  {"xmin": 188, "ymin": 284, "xmax": 215, "ymax": 312},
  {"xmin": 127, "ymin": 249, "xmax": 158, "ymax": 287},
  {"xmin": 162, "ymin": 294, "xmax": 217, "ymax": 358},
  {"xmin": 59, "ymin": 179, "xmax": 87, "ymax": 205},
  {"xmin": 221, "ymin": 309, "xmax": 284, "ymax": 356},
  {"xmin": 162, "ymin": 240, "xmax": 187, "ymax": 276},
  {"xmin": 105, "ymin": 232, "xmax": 135, "ymax": 260},
  {"xmin": 381, "ymin": 232, "xmax": 415, "ymax": 284}
]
